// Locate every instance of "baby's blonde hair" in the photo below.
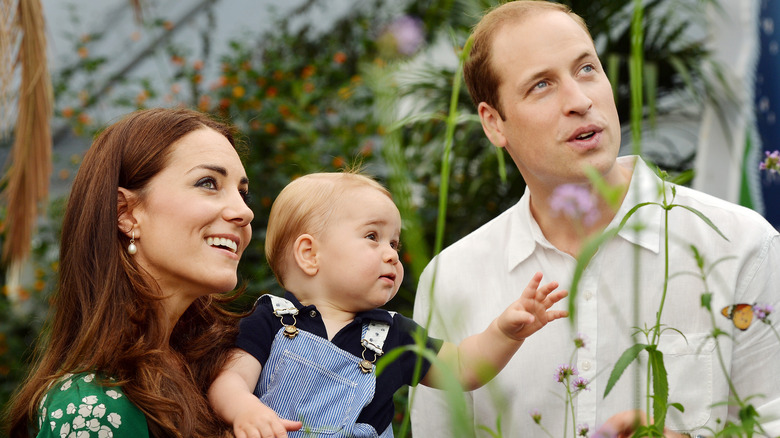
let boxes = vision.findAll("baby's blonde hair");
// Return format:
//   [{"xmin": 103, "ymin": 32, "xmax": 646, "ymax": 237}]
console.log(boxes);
[{"xmin": 265, "ymin": 171, "xmax": 392, "ymax": 288}]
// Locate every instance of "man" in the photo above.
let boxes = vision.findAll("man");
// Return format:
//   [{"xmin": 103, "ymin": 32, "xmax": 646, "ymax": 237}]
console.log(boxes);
[{"xmin": 410, "ymin": 1, "xmax": 780, "ymax": 437}]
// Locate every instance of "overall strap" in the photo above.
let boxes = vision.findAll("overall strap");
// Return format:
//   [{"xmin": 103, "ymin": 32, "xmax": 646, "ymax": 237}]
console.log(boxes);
[
  {"xmin": 358, "ymin": 311, "xmax": 396, "ymax": 373},
  {"xmin": 261, "ymin": 294, "xmax": 300, "ymax": 339}
]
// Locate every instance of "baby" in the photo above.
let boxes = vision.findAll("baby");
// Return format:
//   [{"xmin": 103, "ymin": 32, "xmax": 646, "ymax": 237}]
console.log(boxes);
[{"xmin": 208, "ymin": 171, "xmax": 568, "ymax": 438}]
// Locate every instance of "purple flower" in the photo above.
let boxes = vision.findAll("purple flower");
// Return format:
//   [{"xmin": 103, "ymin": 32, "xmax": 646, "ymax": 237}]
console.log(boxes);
[
  {"xmin": 550, "ymin": 184, "xmax": 601, "ymax": 226},
  {"xmin": 387, "ymin": 16, "xmax": 425, "ymax": 56},
  {"xmin": 753, "ymin": 303, "xmax": 774, "ymax": 323},
  {"xmin": 529, "ymin": 408, "xmax": 542, "ymax": 424},
  {"xmin": 759, "ymin": 150, "xmax": 780, "ymax": 175},
  {"xmin": 571, "ymin": 376, "xmax": 590, "ymax": 393},
  {"xmin": 577, "ymin": 423, "xmax": 590, "ymax": 436},
  {"xmin": 554, "ymin": 364, "xmax": 577, "ymax": 383}
]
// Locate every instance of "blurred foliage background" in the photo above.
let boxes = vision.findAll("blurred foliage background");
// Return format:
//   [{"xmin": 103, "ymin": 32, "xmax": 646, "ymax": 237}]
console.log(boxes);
[{"xmin": 0, "ymin": 0, "xmax": 724, "ymax": 432}]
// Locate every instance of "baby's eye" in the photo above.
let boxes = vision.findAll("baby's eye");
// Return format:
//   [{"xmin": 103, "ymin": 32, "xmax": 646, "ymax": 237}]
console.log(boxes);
[
  {"xmin": 196, "ymin": 177, "xmax": 217, "ymax": 190},
  {"xmin": 365, "ymin": 232, "xmax": 378, "ymax": 241},
  {"xmin": 390, "ymin": 240, "xmax": 402, "ymax": 251}
]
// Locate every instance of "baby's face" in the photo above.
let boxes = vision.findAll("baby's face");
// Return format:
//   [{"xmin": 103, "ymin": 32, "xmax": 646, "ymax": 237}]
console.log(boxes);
[{"xmin": 314, "ymin": 186, "xmax": 403, "ymax": 312}]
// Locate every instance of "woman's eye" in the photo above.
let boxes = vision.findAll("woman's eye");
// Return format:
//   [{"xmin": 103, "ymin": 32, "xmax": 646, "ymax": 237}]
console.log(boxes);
[
  {"xmin": 196, "ymin": 177, "xmax": 217, "ymax": 190},
  {"xmin": 581, "ymin": 64, "xmax": 594, "ymax": 74},
  {"xmin": 240, "ymin": 189, "xmax": 251, "ymax": 203}
]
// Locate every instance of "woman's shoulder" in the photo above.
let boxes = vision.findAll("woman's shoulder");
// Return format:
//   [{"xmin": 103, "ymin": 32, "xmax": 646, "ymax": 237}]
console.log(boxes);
[{"xmin": 37, "ymin": 372, "xmax": 149, "ymax": 438}]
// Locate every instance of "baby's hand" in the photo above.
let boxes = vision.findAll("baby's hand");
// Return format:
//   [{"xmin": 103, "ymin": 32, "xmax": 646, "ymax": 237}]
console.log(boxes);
[
  {"xmin": 497, "ymin": 271, "xmax": 568, "ymax": 341},
  {"xmin": 233, "ymin": 399, "xmax": 303, "ymax": 438}
]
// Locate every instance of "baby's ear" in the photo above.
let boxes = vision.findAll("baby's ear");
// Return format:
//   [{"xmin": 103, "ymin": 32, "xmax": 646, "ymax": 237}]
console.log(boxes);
[{"xmin": 293, "ymin": 234, "xmax": 319, "ymax": 276}]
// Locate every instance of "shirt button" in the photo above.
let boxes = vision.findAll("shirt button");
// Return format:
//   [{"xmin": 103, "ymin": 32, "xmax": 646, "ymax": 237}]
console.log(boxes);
[
  {"xmin": 581, "ymin": 360, "xmax": 592, "ymax": 371},
  {"xmin": 309, "ymin": 310, "xmax": 317, "ymax": 318},
  {"xmin": 584, "ymin": 291, "xmax": 594, "ymax": 301}
]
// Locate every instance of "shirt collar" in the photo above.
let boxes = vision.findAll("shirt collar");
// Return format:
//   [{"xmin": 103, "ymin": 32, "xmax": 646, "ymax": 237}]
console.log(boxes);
[
  {"xmin": 506, "ymin": 155, "xmax": 663, "ymax": 271},
  {"xmin": 283, "ymin": 291, "xmax": 394, "ymax": 325}
]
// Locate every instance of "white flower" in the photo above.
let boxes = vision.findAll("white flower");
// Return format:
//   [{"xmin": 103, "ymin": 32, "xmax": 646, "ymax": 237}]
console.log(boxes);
[
  {"xmin": 72, "ymin": 415, "xmax": 86, "ymax": 429},
  {"xmin": 97, "ymin": 425, "xmax": 114, "ymax": 438},
  {"xmin": 49, "ymin": 420, "xmax": 55, "ymax": 431},
  {"xmin": 52, "ymin": 409, "xmax": 64, "ymax": 419},
  {"xmin": 67, "ymin": 403, "xmax": 77, "ymax": 414},
  {"xmin": 87, "ymin": 418, "xmax": 101, "ymax": 432},
  {"xmin": 105, "ymin": 390, "xmax": 122, "ymax": 400},
  {"xmin": 75, "ymin": 431, "xmax": 90, "ymax": 438},
  {"xmin": 92, "ymin": 404, "xmax": 106, "ymax": 418},
  {"xmin": 106, "ymin": 413, "xmax": 122, "ymax": 428},
  {"xmin": 83, "ymin": 374, "xmax": 95, "ymax": 383},
  {"xmin": 59, "ymin": 422, "xmax": 70, "ymax": 437},
  {"xmin": 82, "ymin": 395, "xmax": 98, "ymax": 405},
  {"xmin": 78, "ymin": 404, "xmax": 93, "ymax": 417}
]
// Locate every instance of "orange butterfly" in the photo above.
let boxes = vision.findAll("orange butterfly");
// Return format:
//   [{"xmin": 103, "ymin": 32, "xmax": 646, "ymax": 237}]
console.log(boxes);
[{"xmin": 721, "ymin": 303, "xmax": 754, "ymax": 331}]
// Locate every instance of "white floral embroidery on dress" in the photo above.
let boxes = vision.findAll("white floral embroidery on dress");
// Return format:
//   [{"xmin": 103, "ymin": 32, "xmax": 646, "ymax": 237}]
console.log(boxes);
[
  {"xmin": 83, "ymin": 374, "xmax": 95, "ymax": 383},
  {"xmin": 87, "ymin": 418, "xmax": 101, "ymax": 432},
  {"xmin": 49, "ymin": 420, "xmax": 55, "ymax": 431},
  {"xmin": 78, "ymin": 404, "xmax": 93, "ymax": 417},
  {"xmin": 59, "ymin": 422, "xmax": 70, "ymax": 438},
  {"xmin": 97, "ymin": 425, "xmax": 114, "ymax": 438},
  {"xmin": 72, "ymin": 415, "xmax": 86, "ymax": 429},
  {"xmin": 52, "ymin": 409, "xmax": 64, "ymax": 419},
  {"xmin": 105, "ymin": 389, "xmax": 122, "ymax": 400},
  {"xmin": 82, "ymin": 395, "xmax": 98, "ymax": 404},
  {"xmin": 106, "ymin": 412, "xmax": 122, "ymax": 428},
  {"xmin": 60, "ymin": 379, "xmax": 73, "ymax": 391},
  {"xmin": 67, "ymin": 403, "xmax": 77, "ymax": 414},
  {"xmin": 92, "ymin": 403, "xmax": 106, "ymax": 418}
]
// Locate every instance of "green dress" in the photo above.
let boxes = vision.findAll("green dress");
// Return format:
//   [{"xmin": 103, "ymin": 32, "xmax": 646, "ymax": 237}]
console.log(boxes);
[{"xmin": 36, "ymin": 373, "xmax": 149, "ymax": 437}]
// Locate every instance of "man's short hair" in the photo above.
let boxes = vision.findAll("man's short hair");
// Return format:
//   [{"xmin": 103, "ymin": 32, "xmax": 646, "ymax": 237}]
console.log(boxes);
[{"xmin": 463, "ymin": 1, "xmax": 591, "ymax": 119}]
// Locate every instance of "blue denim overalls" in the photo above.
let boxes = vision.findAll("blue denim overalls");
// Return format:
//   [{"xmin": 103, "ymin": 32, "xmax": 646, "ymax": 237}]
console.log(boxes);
[{"xmin": 254, "ymin": 295, "xmax": 394, "ymax": 437}]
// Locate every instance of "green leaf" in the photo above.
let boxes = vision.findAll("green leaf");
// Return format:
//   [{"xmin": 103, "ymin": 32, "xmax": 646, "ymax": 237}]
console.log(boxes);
[
  {"xmin": 671, "ymin": 204, "xmax": 729, "ymax": 241},
  {"xmin": 604, "ymin": 343, "xmax": 648, "ymax": 398},
  {"xmin": 647, "ymin": 347, "xmax": 669, "ymax": 428}
]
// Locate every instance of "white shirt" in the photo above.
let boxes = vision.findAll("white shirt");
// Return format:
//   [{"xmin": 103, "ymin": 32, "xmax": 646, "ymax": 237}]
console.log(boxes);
[{"xmin": 411, "ymin": 156, "xmax": 780, "ymax": 437}]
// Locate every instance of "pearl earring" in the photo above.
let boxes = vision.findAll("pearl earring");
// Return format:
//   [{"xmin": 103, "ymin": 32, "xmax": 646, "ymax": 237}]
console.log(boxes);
[{"xmin": 128, "ymin": 231, "xmax": 137, "ymax": 255}]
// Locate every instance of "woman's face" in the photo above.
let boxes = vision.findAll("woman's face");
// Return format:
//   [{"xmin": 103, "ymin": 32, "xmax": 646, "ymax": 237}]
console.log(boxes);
[{"xmin": 130, "ymin": 127, "xmax": 254, "ymax": 303}]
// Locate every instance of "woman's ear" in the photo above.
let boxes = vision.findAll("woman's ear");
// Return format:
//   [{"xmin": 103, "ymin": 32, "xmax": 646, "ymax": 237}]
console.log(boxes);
[
  {"xmin": 117, "ymin": 187, "xmax": 138, "ymax": 237},
  {"xmin": 478, "ymin": 102, "xmax": 508, "ymax": 149},
  {"xmin": 293, "ymin": 234, "xmax": 319, "ymax": 276}
]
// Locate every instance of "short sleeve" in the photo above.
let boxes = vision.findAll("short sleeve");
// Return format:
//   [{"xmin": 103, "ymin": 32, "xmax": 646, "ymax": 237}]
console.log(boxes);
[
  {"xmin": 235, "ymin": 297, "xmax": 280, "ymax": 367},
  {"xmin": 37, "ymin": 373, "xmax": 149, "ymax": 438},
  {"xmin": 391, "ymin": 313, "xmax": 444, "ymax": 386}
]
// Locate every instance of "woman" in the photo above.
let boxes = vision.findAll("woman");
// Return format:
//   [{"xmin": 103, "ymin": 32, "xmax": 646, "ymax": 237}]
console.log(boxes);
[{"xmin": 5, "ymin": 108, "xmax": 254, "ymax": 437}]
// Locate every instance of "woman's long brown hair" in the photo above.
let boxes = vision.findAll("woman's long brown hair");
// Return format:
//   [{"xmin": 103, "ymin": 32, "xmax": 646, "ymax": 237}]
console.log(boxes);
[{"xmin": 5, "ymin": 108, "xmax": 245, "ymax": 437}]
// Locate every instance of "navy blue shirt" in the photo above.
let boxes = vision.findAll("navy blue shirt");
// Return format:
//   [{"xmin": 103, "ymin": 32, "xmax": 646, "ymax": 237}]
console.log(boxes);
[{"xmin": 236, "ymin": 292, "xmax": 443, "ymax": 434}]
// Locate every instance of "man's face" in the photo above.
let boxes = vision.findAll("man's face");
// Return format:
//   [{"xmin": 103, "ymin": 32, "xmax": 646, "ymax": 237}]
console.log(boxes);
[{"xmin": 479, "ymin": 10, "xmax": 623, "ymax": 192}]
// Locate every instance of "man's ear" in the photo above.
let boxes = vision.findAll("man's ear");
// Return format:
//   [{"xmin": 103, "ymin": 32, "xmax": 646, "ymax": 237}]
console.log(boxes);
[
  {"xmin": 117, "ymin": 187, "xmax": 138, "ymax": 238},
  {"xmin": 293, "ymin": 234, "xmax": 319, "ymax": 277},
  {"xmin": 478, "ymin": 102, "xmax": 508, "ymax": 148}
]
